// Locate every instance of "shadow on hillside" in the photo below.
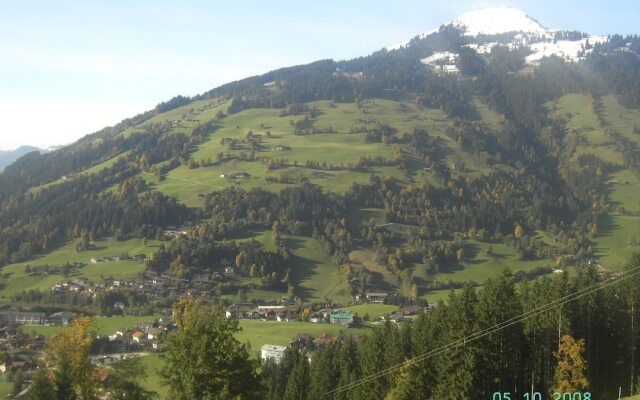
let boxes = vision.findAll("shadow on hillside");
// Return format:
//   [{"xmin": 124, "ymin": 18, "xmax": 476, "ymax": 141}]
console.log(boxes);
[
  {"xmin": 598, "ymin": 214, "xmax": 618, "ymax": 237},
  {"xmin": 282, "ymin": 236, "xmax": 306, "ymax": 251}
]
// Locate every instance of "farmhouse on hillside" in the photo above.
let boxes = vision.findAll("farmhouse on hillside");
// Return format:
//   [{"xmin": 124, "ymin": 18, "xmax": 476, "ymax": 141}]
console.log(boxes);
[{"xmin": 366, "ymin": 292, "xmax": 388, "ymax": 304}]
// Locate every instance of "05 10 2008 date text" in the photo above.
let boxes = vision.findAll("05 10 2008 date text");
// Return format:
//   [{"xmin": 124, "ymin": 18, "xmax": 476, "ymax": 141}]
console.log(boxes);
[{"xmin": 492, "ymin": 392, "xmax": 591, "ymax": 400}]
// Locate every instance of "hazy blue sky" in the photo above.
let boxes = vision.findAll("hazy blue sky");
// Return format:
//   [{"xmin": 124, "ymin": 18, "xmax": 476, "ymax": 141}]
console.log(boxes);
[{"xmin": 0, "ymin": 0, "xmax": 638, "ymax": 150}]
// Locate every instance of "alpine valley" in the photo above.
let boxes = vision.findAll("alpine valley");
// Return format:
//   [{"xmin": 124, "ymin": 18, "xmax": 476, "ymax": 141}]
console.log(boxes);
[{"xmin": 2, "ymin": 6, "xmax": 640, "ymax": 399}]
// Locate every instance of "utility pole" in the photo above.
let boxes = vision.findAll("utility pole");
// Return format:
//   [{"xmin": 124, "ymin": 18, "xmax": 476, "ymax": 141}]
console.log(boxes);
[
  {"xmin": 619, "ymin": 386, "xmax": 622, "ymax": 399},
  {"xmin": 558, "ymin": 309, "xmax": 562, "ymax": 350},
  {"xmin": 632, "ymin": 301, "xmax": 636, "ymax": 396}
]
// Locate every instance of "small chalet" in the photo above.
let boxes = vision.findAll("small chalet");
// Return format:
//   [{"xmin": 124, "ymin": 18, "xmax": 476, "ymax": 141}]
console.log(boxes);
[{"xmin": 366, "ymin": 292, "xmax": 388, "ymax": 304}]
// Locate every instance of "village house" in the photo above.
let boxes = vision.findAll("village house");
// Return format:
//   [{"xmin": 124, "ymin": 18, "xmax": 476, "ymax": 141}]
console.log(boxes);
[
  {"xmin": 261, "ymin": 344, "xmax": 287, "ymax": 364},
  {"xmin": 308, "ymin": 314, "xmax": 325, "ymax": 324},
  {"xmin": 147, "ymin": 328, "xmax": 163, "ymax": 341},
  {"xmin": 0, "ymin": 311, "xmax": 46, "ymax": 326},
  {"xmin": 47, "ymin": 311, "xmax": 77, "ymax": 326},
  {"xmin": 329, "ymin": 312, "xmax": 354, "ymax": 327},
  {"xmin": 277, "ymin": 312, "xmax": 299, "ymax": 323},
  {"xmin": 131, "ymin": 331, "xmax": 146, "ymax": 344},
  {"xmin": 366, "ymin": 292, "xmax": 388, "ymax": 304},
  {"xmin": 401, "ymin": 305, "xmax": 425, "ymax": 316}
]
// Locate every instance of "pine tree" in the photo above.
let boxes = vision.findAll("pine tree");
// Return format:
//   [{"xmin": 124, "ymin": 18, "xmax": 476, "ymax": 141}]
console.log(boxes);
[
  {"xmin": 309, "ymin": 343, "xmax": 338, "ymax": 400},
  {"xmin": 355, "ymin": 324, "xmax": 399, "ymax": 400},
  {"xmin": 622, "ymin": 254, "xmax": 640, "ymax": 396},
  {"xmin": 284, "ymin": 349, "xmax": 310, "ymax": 400},
  {"xmin": 407, "ymin": 306, "xmax": 440, "ymax": 400},
  {"xmin": 521, "ymin": 276, "xmax": 567, "ymax": 396},
  {"xmin": 384, "ymin": 365, "xmax": 417, "ymax": 400},
  {"xmin": 433, "ymin": 285, "xmax": 479, "ymax": 400},
  {"xmin": 476, "ymin": 269, "xmax": 525, "ymax": 397},
  {"xmin": 335, "ymin": 336, "xmax": 361, "ymax": 400}
]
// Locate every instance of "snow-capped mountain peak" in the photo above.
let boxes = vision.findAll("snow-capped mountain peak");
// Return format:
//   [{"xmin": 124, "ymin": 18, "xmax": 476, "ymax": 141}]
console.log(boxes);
[
  {"xmin": 389, "ymin": 6, "xmax": 609, "ymax": 67},
  {"xmin": 451, "ymin": 6, "xmax": 547, "ymax": 36}
]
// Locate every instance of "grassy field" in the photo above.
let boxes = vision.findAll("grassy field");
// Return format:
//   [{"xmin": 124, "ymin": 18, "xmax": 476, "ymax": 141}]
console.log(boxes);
[
  {"xmin": 223, "ymin": 229, "xmax": 352, "ymax": 304},
  {"xmin": 422, "ymin": 287, "xmax": 462, "ymax": 303},
  {"xmin": 411, "ymin": 240, "xmax": 551, "ymax": 286},
  {"xmin": 285, "ymin": 235, "xmax": 352, "ymax": 304},
  {"xmin": 342, "ymin": 304, "xmax": 399, "ymax": 320},
  {"xmin": 348, "ymin": 208, "xmax": 388, "ymax": 228},
  {"xmin": 140, "ymin": 319, "xmax": 372, "ymax": 399},
  {"xmin": 136, "ymin": 96, "xmax": 506, "ymax": 207},
  {"xmin": 593, "ymin": 215, "xmax": 640, "ymax": 270},
  {"xmin": 473, "ymin": 97, "xmax": 504, "ymax": 128},
  {"xmin": 553, "ymin": 94, "xmax": 609, "ymax": 146},
  {"xmin": 236, "ymin": 320, "xmax": 371, "ymax": 353},
  {"xmin": 136, "ymin": 354, "xmax": 168, "ymax": 399},
  {"xmin": 0, "ymin": 380, "xmax": 12, "ymax": 398},
  {"xmin": 0, "ymin": 237, "xmax": 160, "ymax": 298},
  {"xmin": 607, "ymin": 170, "xmax": 640, "ymax": 213},
  {"xmin": 140, "ymin": 161, "xmax": 406, "ymax": 208},
  {"xmin": 350, "ymin": 248, "xmax": 401, "ymax": 293},
  {"xmin": 19, "ymin": 315, "xmax": 157, "ymax": 337},
  {"xmin": 601, "ymin": 94, "xmax": 640, "ymax": 144}
]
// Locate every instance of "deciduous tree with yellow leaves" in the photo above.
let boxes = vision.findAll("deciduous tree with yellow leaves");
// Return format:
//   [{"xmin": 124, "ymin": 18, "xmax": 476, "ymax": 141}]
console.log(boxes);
[
  {"xmin": 46, "ymin": 316, "xmax": 99, "ymax": 400},
  {"xmin": 553, "ymin": 334, "xmax": 589, "ymax": 393}
]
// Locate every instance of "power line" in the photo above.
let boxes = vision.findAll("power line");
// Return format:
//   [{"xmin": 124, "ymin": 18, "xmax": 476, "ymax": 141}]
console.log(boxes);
[{"xmin": 324, "ymin": 265, "xmax": 640, "ymax": 397}]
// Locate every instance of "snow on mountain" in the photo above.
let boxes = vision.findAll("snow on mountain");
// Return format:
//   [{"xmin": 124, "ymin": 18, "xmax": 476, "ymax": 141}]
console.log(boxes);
[
  {"xmin": 451, "ymin": 6, "xmax": 547, "ymax": 36},
  {"xmin": 525, "ymin": 35, "xmax": 609, "ymax": 64},
  {"xmin": 389, "ymin": 6, "xmax": 609, "ymax": 66}
]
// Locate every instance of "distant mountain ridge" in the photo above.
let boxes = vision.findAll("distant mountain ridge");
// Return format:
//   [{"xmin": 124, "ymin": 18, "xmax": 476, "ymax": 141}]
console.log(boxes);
[{"xmin": 0, "ymin": 146, "xmax": 41, "ymax": 171}]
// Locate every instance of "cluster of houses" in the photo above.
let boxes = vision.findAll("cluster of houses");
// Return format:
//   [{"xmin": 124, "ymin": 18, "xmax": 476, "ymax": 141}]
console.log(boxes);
[
  {"xmin": 0, "ymin": 313, "xmax": 177, "ymax": 399},
  {"xmin": 90, "ymin": 254, "xmax": 147, "ymax": 264},
  {"xmin": 0, "ymin": 331, "xmax": 45, "ymax": 386},
  {"xmin": 224, "ymin": 304, "xmax": 357, "ymax": 327},
  {"xmin": 260, "ymin": 332, "xmax": 358, "ymax": 364},
  {"xmin": 258, "ymin": 303, "xmax": 429, "ymax": 364},
  {"xmin": 102, "ymin": 316, "xmax": 176, "ymax": 354},
  {"xmin": 48, "ymin": 265, "xmax": 239, "ymax": 305}
]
